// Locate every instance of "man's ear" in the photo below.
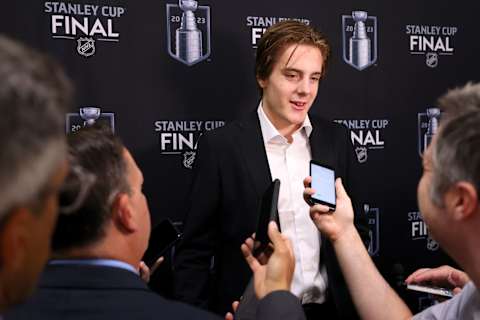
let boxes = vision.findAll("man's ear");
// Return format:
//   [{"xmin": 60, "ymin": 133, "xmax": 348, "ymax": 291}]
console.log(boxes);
[
  {"xmin": 111, "ymin": 193, "xmax": 136, "ymax": 233},
  {"xmin": 0, "ymin": 208, "xmax": 31, "ymax": 275},
  {"xmin": 257, "ymin": 76, "xmax": 267, "ymax": 89},
  {"xmin": 445, "ymin": 182, "xmax": 478, "ymax": 221}
]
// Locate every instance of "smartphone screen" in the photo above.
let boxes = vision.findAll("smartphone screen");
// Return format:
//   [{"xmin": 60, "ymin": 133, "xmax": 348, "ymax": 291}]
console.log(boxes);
[
  {"xmin": 142, "ymin": 219, "xmax": 182, "ymax": 267},
  {"xmin": 310, "ymin": 161, "xmax": 336, "ymax": 210}
]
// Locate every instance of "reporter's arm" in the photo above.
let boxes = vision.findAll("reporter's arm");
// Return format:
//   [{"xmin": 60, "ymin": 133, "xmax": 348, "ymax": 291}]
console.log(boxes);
[
  {"xmin": 305, "ymin": 177, "xmax": 413, "ymax": 320},
  {"xmin": 332, "ymin": 223, "xmax": 412, "ymax": 320}
]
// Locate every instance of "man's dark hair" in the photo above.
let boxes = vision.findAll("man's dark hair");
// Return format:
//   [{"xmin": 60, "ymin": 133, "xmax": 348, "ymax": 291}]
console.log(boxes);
[
  {"xmin": 255, "ymin": 20, "xmax": 330, "ymax": 95},
  {"xmin": 52, "ymin": 126, "xmax": 131, "ymax": 253},
  {"xmin": 0, "ymin": 35, "xmax": 72, "ymax": 221}
]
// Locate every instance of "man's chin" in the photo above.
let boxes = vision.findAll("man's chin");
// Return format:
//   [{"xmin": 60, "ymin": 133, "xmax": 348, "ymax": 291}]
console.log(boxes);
[{"xmin": 288, "ymin": 113, "xmax": 307, "ymax": 126}]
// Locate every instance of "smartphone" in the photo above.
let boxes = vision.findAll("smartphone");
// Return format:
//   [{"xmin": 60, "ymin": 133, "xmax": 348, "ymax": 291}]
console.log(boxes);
[
  {"xmin": 253, "ymin": 179, "xmax": 281, "ymax": 257},
  {"xmin": 142, "ymin": 219, "xmax": 182, "ymax": 267},
  {"xmin": 406, "ymin": 284, "xmax": 454, "ymax": 298},
  {"xmin": 309, "ymin": 160, "xmax": 336, "ymax": 211}
]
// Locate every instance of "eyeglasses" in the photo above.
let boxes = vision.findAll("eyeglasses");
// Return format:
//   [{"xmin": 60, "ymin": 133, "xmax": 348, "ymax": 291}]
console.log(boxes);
[{"xmin": 58, "ymin": 164, "xmax": 96, "ymax": 215}]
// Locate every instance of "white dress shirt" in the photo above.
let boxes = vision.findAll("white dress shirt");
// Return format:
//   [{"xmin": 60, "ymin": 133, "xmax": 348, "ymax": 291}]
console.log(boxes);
[{"xmin": 257, "ymin": 103, "xmax": 327, "ymax": 304}]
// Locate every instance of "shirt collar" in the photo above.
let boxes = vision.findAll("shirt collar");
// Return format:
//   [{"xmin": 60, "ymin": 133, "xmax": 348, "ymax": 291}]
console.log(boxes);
[
  {"xmin": 257, "ymin": 101, "xmax": 312, "ymax": 144},
  {"xmin": 49, "ymin": 258, "xmax": 139, "ymax": 275}
]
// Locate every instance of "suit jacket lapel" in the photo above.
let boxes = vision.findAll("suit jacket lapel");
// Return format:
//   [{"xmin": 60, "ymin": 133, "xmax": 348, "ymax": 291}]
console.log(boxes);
[
  {"xmin": 235, "ymin": 111, "xmax": 272, "ymax": 198},
  {"xmin": 309, "ymin": 117, "xmax": 335, "ymax": 167}
]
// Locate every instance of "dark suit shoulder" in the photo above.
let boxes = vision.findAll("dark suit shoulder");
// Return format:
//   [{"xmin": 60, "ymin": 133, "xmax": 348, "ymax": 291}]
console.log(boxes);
[
  {"xmin": 5, "ymin": 265, "xmax": 221, "ymax": 320},
  {"xmin": 197, "ymin": 112, "xmax": 259, "ymax": 151},
  {"xmin": 309, "ymin": 114, "xmax": 348, "ymax": 135},
  {"xmin": 257, "ymin": 291, "xmax": 305, "ymax": 320},
  {"xmin": 160, "ymin": 299, "xmax": 222, "ymax": 320}
]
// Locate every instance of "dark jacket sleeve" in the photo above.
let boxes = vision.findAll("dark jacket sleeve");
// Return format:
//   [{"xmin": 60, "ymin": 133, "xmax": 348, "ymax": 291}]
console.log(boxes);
[
  {"xmin": 174, "ymin": 133, "xmax": 220, "ymax": 309},
  {"xmin": 333, "ymin": 123, "xmax": 370, "ymax": 247},
  {"xmin": 257, "ymin": 291, "xmax": 306, "ymax": 320}
]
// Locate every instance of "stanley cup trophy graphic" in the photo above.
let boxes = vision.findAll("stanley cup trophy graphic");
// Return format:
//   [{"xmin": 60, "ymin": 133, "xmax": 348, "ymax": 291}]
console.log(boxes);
[
  {"xmin": 364, "ymin": 204, "xmax": 380, "ymax": 256},
  {"xmin": 418, "ymin": 107, "xmax": 441, "ymax": 156},
  {"xmin": 349, "ymin": 11, "xmax": 371, "ymax": 70},
  {"xmin": 79, "ymin": 107, "xmax": 101, "ymax": 127},
  {"xmin": 175, "ymin": 0, "xmax": 202, "ymax": 64},
  {"xmin": 424, "ymin": 107, "xmax": 441, "ymax": 151},
  {"xmin": 66, "ymin": 107, "xmax": 115, "ymax": 134}
]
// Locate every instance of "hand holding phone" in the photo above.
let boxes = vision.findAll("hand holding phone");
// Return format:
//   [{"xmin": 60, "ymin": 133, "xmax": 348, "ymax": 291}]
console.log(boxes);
[
  {"xmin": 253, "ymin": 179, "xmax": 280, "ymax": 257},
  {"xmin": 309, "ymin": 160, "xmax": 336, "ymax": 211},
  {"xmin": 142, "ymin": 219, "xmax": 182, "ymax": 268}
]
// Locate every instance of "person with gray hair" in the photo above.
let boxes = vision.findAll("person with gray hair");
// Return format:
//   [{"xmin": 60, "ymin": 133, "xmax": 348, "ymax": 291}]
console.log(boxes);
[
  {"xmin": 5, "ymin": 126, "xmax": 221, "ymax": 320},
  {"xmin": 0, "ymin": 35, "xmax": 71, "ymax": 311},
  {"xmin": 303, "ymin": 82, "xmax": 480, "ymax": 319},
  {"xmin": 241, "ymin": 82, "xmax": 480, "ymax": 319}
]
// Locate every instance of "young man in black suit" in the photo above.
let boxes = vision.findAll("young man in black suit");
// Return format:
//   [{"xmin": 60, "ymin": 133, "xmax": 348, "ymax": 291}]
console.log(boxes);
[
  {"xmin": 243, "ymin": 82, "xmax": 480, "ymax": 320},
  {"xmin": 5, "ymin": 127, "xmax": 220, "ymax": 320},
  {"xmin": 174, "ymin": 21, "xmax": 368, "ymax": 319}
]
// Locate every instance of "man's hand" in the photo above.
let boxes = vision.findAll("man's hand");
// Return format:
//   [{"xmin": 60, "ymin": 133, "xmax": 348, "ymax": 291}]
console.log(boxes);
[
  {"xmin": 241, "ymin": 221, "xmax": 295, "ymax": 299},
  {"xmin": 224, "ymin": 301, "xmax": 239, "ymax": 320},
  {"xmin": 405, "ymin": 265, "xmax": 470, "ymax": 295},
  {"xmin": 303, "ymin": 177, "xmax": 356, "ymax": 242},
  {"xmin": 138, "ymin": 257, "xmax": 164, "ymax": 283}
]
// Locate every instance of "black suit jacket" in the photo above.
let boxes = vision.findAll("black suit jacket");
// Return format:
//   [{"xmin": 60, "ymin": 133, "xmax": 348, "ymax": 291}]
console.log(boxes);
[
  {"xmin": 174, "ymin": 111, "xmax": 368, "ymax": 318},
  {"xmin": 5, "ymin": 264, "xmax": 220, "ymax": 320},
  {"xmin": 257, "ymin": 291, "xmax": 306, "ymax": 320}
]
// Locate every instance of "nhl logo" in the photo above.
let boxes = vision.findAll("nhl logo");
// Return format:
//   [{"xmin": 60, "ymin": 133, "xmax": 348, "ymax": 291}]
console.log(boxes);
[
  {"xmin": 183, "ymin": 151, "xmax": 196, "ymax": 169},
  {"xmin": 166, "ymin": 1, "xmax": 211, "ymax": 66},
  {"xmin": 425, "ymin": 52, "xmax": 438, "ymax": 68},
  {"xmin": 426, "ymin": 236, "xmax": 439, "ymax": 251},
  {"xmin": 355, "ymin": 147, "xmax": 368, "ymax": 163},
  {"xmin": 77, "ymin": 37, "xmax": 96, "ymax": 57},
  {"xmin": 342, "ymin": 11, "xmax": 378, "ymax": 71}
]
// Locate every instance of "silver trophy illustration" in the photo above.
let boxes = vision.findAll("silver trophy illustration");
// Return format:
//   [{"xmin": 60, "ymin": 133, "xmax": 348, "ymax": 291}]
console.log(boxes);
[
  {"xmin": 79, "ymin": 107, "xmax": 101, "ymax": 127},
  {"xmin": 364, "ymin": 204, "xmax": 380, "ymax": 256},
  {"xmin": 423, "ymin": 108, "xmax": 441, "ymax": 151},
  {"xmin": 349, "ymin": 11, "xmax": 371, "ymax": 70},
  {"xmin": 364, "ymin": 204, "xmax": 374, "ymax": 254},
  {"xmin": 175, "ymin": 0, "xmax": 202, "ymax": 64}
]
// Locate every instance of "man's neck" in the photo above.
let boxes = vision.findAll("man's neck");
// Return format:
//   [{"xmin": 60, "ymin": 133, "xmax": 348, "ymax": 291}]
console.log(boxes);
[
  {"xmin": 450, "ymin": 223, "xmax": 480, "ymax": 289},
  {"xmin": 461, "ymin": 246, "xmax": 480, "ymax": 289},
  {"xmin": 52, "ymin": 241, "xmax": 138, "ymax": 271}
]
